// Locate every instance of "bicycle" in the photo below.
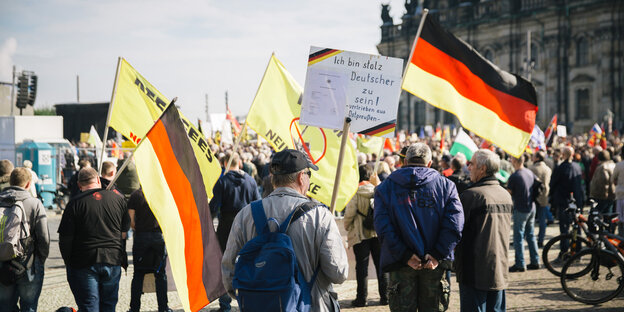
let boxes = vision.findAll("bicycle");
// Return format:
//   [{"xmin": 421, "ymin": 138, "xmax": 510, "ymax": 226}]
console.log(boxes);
[
  {"xmin": 559, "ymin": 209, "xmax": 624, "ymax": 304},
  {"xmin": 542, "ymin": 199, "xmax": 619, "ymax": 277}
]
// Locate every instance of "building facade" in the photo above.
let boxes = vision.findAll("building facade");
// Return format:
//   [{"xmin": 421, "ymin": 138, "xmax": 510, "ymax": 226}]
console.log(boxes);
[{"xmin": 377, "ymin": 0, "xmax": 623, "ymax": 134}]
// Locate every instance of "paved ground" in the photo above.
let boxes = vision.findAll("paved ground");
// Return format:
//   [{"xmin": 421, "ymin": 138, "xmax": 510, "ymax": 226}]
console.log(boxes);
[{"xmin": 38, "ymin": 212, "xmax": 624, "ymax": 311}]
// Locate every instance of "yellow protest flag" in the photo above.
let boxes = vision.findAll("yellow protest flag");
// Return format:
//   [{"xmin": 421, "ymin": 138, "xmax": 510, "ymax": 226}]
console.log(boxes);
[
  {"xmin": 107, "ymin": 58, "xmax": 221, "ymax": 198},
  {"xmin": 356, "ymin": 135, "xmax": 384, "ymax": 155},
  {"xmin": 246, "ymin": 54, "xmax": 358, "ymax": 211}
]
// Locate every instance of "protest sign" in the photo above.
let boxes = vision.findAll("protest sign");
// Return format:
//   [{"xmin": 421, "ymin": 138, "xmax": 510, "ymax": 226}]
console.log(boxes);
[{"xmin": 300, "ymin": 47, "xmax": 403, "ymax": 137}]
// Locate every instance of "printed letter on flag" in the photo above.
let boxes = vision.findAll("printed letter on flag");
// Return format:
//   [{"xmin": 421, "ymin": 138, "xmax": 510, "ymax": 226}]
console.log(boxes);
[
  {"xmin": 134, "ymin": 105, "xmax": 225, "ymax": 312},
  {"xmin": 246, "ymin": 55, "xmax": 358, "ymax": 211},
  {"xmin": 108, "ymin": 58, "xmax": 220, "ymax": 197},
  {"xmin": 402, "ymin": 17, "xmax": 537, "ymax": 157}
]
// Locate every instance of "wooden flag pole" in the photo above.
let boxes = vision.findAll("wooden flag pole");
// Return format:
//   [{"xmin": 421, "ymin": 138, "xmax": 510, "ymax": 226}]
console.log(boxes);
[
  {"xmin": 400, "ymin": 9, "xmax": 429, "ymax": 87},
  {"xmin": 106, "ymin": 98, "xmax": 177, "ymax": 190},
  {"xmin": 329, "ymin": 117, "xmax": 351, "ymax": 214},
  {"xmin": 225, "ymin": 121, "xmax": 248, "ymax": 170},
  {"xmin": 373, "ymin": 138, "xmax": 386, "ymax": 174},
  {"xmin": 99, "ymin": 57, "xmax": 122, "ymax": 174}
]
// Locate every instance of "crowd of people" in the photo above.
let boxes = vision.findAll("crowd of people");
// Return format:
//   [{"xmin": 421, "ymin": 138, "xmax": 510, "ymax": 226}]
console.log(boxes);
[{"xmin": 0, "ymin": 129, "xmax": 623, "ymax": 311}]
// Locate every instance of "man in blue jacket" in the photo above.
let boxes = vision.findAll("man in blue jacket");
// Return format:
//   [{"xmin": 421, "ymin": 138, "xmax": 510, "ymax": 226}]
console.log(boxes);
[{"xmin": 374, "ymin": 143, "xmax": 464, "ymax": 311}]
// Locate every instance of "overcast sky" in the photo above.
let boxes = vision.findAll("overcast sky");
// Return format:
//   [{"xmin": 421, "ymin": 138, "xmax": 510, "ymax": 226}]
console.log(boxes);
[{"xmin": 1, "ymin": 0, "xmax": 408, "ymax": 123}]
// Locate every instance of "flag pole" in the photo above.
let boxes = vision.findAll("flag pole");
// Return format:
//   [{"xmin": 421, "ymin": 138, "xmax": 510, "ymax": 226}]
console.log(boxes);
[
  {"xmin": 329, "ymin": 117, "xmax": 351, "ymax": 214},
  {"xmin": 99, "ymin": 57, "xmax": 122, "ymax": 174},
  {"xmin": 225, "ymin": 52, "xmax": 275, "ymax": 170},
  {"xmin": 373, "ymin": 138, "xmax": 385, "ymax": 174},
  {"xmin": 106, "ymin": 98, "xmax": 177, "ymax": 190},
  {"xmin": 400, "ymin": 8, "xmax": 429, "ymax": 87}
]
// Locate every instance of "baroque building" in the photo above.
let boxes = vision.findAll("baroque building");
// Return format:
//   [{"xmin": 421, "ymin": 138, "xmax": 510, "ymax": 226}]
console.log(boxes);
[{"xmin": 377, "ymin": 0, "xmax": 624, "ymax": 134}]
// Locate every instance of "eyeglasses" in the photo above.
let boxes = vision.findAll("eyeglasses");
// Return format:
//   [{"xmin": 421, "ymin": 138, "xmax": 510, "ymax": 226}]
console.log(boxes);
[{"xmin": 305, "ymin": 170, "xmax": 312, "ymax": 178}]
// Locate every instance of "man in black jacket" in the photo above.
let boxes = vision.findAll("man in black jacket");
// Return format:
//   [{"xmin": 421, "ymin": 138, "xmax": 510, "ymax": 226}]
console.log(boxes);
[
  {"xmin": 549, "ymin": 146, "xmax": 584, "ymax": 256},
  {"xmin": 58, "ymin": 167, "xmax": 129, "ymax": 312},
  {"xmin": 209, "ymin": 152, "xmax": 260, "ymax": 312}
]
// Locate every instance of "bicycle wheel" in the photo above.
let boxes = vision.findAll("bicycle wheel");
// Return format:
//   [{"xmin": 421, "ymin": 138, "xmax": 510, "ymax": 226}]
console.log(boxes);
[
  {"xmin": 543, "ymin": 234, "xmax": 591, "ymax": 276},
  {"xmin": 560, "ymin": 248, "xmax": 624, "ymax": 305}
]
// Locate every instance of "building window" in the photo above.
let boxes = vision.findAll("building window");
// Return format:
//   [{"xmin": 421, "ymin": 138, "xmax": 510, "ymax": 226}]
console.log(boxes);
[
  {"xmin": 531, "ymin": 44, "xmax": 539, "ymax": 69},
  {"xmin": 575, "ymin": 89, "xmax": 590, "ymax": 120},
  {"xmin": 577, "ymin": 38, "xmax": 589, "ymax": 66}
]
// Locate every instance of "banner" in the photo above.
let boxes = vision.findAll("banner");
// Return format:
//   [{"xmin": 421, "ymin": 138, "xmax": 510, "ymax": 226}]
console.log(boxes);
[
  {"xmin": 246, "ymin": 54, "xmax": 358, "ymax": 211},
  {"xmin": 108, "ymin": 58, "xmax": 221, "ymax": 198}
]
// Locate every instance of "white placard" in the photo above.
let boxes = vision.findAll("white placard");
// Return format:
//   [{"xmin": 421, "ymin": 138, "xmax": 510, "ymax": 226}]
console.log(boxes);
[
  {"xmin": 38, "ymin": 150, "xmax": 51, "ymax": 165},
  {"xmin": 300, "ymin": 47, "xmax": 403, "ymax": 137},
  {"xmin": 557, "ymin": 125, "xmax": 567, "ymax": 137}
]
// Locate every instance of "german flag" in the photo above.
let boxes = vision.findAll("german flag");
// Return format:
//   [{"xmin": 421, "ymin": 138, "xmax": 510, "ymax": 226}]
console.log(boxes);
[
  {"xmin": 134, "ymin": 104, "xmax": 225, "ymax": 311},
  {"xmin": 402, "ymin": 16, "xmax": 537, "ymax": 157}
]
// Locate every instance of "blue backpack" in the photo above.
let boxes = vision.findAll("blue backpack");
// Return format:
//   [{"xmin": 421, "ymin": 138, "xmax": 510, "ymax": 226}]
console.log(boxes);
[{"xmin": 233, "ymin": 200, "xmax": 319, "ymax": 312}]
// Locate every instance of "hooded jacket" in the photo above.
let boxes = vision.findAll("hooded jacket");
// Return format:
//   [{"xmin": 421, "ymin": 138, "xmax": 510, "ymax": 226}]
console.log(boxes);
[
  {"xmin": 374, "ymin": 166, "xmax": 464, "ymax": 272},
  {"xmin": 343, "ymin": 182, "xmax": 376, "ymax": 248},
  {"xmin": 0, "ymin": 186, "xmax": 50, "ymax": 262}
]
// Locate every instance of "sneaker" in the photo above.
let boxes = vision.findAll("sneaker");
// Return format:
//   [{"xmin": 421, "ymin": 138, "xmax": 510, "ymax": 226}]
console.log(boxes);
[
  {"xmin": 509, "ymin": 265, "xmax": 525, "ymax": 272},
  {"xmin": 527, "ymin": 263, "xmax": 540, "ymax": 270},
  {"xmin": 351, "ymin": 299, "xmax": 367, "ymax": 307}
]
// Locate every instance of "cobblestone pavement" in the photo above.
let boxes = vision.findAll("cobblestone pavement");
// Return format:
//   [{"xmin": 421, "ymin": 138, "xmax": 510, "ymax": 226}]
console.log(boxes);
[{"xmin": 38, "ymin": 212, "xmax": 623, "ymax": 311}]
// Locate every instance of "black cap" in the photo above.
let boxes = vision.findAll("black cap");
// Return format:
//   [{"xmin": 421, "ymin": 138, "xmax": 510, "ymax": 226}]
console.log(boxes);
[
  {"xmin": 270, "ymin": 149, "xmax": 319, "ymax": 175},
  {"xmin": 399, "ymin": 146, "xmax": 408, "ymax": 159}
]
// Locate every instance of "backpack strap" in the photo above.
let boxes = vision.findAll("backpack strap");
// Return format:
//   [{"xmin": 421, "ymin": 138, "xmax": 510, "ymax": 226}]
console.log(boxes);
[
  {"xmin": 250, "ymin": 200, "xmax": 268, "ymax": 236},
  {"xmin": 279, "ymin": 201, "xmax": 320, "ymax": 233}
]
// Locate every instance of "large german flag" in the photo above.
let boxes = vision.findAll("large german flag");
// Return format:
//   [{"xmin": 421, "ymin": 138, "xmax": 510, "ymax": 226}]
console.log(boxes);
[
  {"xmin": 402, "ymin": 16, "xmax": 537, "ymax": 157},
  {"xmin": 134, "ymin": 104, "xmax": 225, "ymax": 311}
]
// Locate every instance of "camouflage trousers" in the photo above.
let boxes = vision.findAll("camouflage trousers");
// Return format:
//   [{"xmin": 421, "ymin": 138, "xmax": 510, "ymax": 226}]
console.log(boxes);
[{"xmin": 388, "ymin": 263, "xmax": 451, "ymax": 312}]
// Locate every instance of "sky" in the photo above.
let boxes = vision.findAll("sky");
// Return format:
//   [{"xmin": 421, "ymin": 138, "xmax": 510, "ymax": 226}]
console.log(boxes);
[{"xmin": 0, "ymin": 0, "xmax": 407, "ymax": 123}]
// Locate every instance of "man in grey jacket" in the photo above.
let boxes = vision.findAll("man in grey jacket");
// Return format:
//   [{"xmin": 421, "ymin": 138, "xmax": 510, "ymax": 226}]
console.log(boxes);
[
  {"xmin": 222, "ymin": 149, "xmax": 348, "ymax": 312},
  {"xmin": 0, "ymin": 167, "xmax": 50, "ymax": 312}
]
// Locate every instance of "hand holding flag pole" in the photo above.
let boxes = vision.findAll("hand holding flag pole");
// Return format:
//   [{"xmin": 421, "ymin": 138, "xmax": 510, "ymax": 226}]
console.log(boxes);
[{"xmin": 106, "ymin": 97, "xmax": 178, "ymax": 190}]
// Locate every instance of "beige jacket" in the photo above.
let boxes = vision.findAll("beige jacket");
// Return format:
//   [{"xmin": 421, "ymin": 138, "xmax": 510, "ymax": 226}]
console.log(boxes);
[
  {"xmin": 343, "ymin": 182, "xmax": 377, "ymax": 248},
  {"xmin": 529, "ymin": 161, "xmax": 552, "ymax": 207},
  {"xmin": 612, "ymin": 161, "xmax": 624, "ymax": 200},
  {"xmin": 590, "ymin": 160, "xmax": 615, "ymax": 200}
]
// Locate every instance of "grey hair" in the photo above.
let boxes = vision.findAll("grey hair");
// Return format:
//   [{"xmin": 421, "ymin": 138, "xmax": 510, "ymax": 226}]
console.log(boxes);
[
  {"xmin": 271, "ymin": 170, "xmax": 303, "ymax": 188},
  {"xmin": 472, "ymin": 149, "xmax": 500, "ymax": 176},
  {"xmin": 406, "ymin": 143, "xmax": 432, "ymax": 165}
]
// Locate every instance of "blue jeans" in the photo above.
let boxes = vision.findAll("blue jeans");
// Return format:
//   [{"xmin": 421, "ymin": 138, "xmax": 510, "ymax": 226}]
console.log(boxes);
[
  {"xmin": 536, "ymin": 205, "xmax": 551, "ymax": 245},
  {"xmin": 66, "ymin": 263, "xmax": 121, "ymax": 312},
  {"xmin": 459, "ymin": 283, "xmax": 505, "ymax": 312},
  {"xmin": 513, "ymin": 209, "xmax": 539, "ymax": 267},
  {"xmin": 0, "ymin": 257, "xmax": 44, "ymax": 312},
  {"xmin": 130, "ymin": 232, "xmax": 169, "ymax": 312}
]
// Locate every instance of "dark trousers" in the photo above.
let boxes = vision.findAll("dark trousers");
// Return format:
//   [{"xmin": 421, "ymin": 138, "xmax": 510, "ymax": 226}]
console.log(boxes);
[
  {"xmin": 352, "ymin": 237, "xmax": 387, "ymax": 301},
  {"xmin": 130, "ymin": 232, "xmax": 169, "ymax": 312},
  {"xmin": 66, "ymin": 264, "xmax": 121, "ymax": 312},
  {"xmin": 557, "ymin": 205, "xmax": 573, "ymax": 253}
]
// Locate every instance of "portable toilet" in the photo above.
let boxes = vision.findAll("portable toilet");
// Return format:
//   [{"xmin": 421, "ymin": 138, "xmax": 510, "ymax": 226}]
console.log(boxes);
[{"xmin": 16, "ymin": 141, "xmax": 56, "ymax": 209}]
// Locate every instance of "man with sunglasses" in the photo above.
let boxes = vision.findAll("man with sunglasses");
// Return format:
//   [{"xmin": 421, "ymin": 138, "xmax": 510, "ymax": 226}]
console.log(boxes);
[{"xmin": 221, "ymin": 149, "xmax": 348, "ymax": 311}]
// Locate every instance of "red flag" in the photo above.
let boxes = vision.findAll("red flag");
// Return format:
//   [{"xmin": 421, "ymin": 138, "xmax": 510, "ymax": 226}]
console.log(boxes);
[
  {"xmin": 384, "ymin": 138, "xmax": 395, "ymax": 152},
  {"xmin": 600, "ymin": 127, "xmax": 607, "ymax": 149},
  {"xmin": 226, "ymin": 108, "xmax": 242, "ymax": 136},
  {"xmin": 544, "ymin": 114, "xmax": 557, "ymax": 144}
]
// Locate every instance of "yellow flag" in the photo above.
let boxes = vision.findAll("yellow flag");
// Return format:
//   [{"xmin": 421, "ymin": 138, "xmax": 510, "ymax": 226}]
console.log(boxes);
[
  {"xmin": 108, "ymin": 58, "xmax": 221, "ymax": 198},
  {"xmin": 356, "ymin": 136, "xmax": 384, "ymax": 155},
  {"xmin": 246, "ymin": 55, "xmax": 358, "ymax": 211}
]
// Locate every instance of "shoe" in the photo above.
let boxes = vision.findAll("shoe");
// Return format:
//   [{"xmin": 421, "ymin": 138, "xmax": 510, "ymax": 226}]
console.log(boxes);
[
  {"xmin": 527, "ymin": 263, "xmax": 540, "ymax": 270},
  {"xmin": 380, "ymin": 298, "xmax": 388, "ymax": 305},
  {"xmin": 509, "ymin": 265, "xmax": 525, "ymax": 272},
  {"xmin": 538, "ymin": 242, "xmax": 544, "ymax": 248},
  {"xmin": 351, "ymin": 299, "xmax": 367, "ymax": 307}
]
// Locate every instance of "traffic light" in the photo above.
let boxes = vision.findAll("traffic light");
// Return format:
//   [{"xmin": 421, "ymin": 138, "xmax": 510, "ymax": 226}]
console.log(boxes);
[
  {"xmin": 28, "ymin": 75, "xmax": 37, "ymax": 106},
  {"xmin": 16, "ymin": 74, "xmax": 29, "ymax": 109}
]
